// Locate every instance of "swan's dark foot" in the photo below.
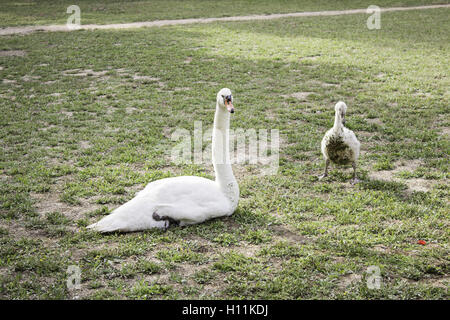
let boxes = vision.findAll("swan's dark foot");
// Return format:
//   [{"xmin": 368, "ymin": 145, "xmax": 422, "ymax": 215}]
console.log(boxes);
[
  {"xmin": 319, "ymin": 160, "xmax": 330, "ymax": 181},
  {"xmin": 153, "ymin": 212, "xmax": 180, "ymax": 229},
  {"xmin": 351, "ymin": 162, "xmax": 359, "ymax": 185}
]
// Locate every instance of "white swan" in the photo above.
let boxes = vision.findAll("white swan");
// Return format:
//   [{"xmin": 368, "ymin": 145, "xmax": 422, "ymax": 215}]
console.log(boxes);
[
  {"xmin": 87, "ymin": 88, "xmax": 239, "ymax": 232},
  {"xmin": 319, "ymin": 101, "xmax": 360, "ymax": 184}
]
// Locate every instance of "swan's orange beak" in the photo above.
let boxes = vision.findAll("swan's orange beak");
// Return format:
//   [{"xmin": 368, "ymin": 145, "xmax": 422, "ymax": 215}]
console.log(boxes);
[{"xmin": 225, "ymin": 100, "xmax": 234, "ymax": 113}]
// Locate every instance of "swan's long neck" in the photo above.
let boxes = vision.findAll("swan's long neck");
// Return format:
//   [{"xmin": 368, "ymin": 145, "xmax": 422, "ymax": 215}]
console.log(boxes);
[{"xmin": 212, "ymin": 101, "xmax": 239, "ymax": 209}]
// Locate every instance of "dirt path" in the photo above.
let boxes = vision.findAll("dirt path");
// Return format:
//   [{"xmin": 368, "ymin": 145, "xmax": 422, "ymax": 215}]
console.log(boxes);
[{"xmin": 1, "ymin": 4, "xmax": 449, "ymax": 36}]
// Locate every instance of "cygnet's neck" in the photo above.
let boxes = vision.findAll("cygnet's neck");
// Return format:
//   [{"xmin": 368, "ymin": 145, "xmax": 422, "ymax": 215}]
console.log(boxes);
[{"xmin": 333, "ymin": 111, "xmax": 344, "ymax": 133}]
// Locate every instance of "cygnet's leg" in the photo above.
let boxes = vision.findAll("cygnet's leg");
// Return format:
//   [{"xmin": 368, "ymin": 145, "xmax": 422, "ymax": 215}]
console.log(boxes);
[
  {"xmin": 351, "ymin": 162, "xmax": 360, "ymax": 185},
  {"xmin": 319, "ymin": 159, "xmax": 330, "ymax": 181},
  {"xmin": 153, "ymin": 212, "xmax": 180, "ymax": 229}
]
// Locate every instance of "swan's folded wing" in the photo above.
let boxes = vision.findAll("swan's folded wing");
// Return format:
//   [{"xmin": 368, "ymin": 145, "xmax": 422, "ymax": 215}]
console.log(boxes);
[
  {"xmin": 343, "ymin": 128, "xmax": 360, "ymax": 159},
  {"xmin": 139, "ymin": 176, "xmax": 233, "ymax": 225}
]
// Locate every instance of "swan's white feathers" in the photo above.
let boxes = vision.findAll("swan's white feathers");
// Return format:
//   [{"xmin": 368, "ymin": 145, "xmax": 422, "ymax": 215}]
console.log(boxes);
[
  {"xmin": 87, "ymin": 176, "xmax": 233, "ymax": 232},
  {"xmin": 139, "ymin": 176, "xmax": 234, "ymax": 224}
]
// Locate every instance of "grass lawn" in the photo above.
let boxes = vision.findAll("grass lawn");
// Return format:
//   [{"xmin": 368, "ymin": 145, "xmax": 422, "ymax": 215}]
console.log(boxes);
[
  {"xmin": 0, "ymin": 3, "xmax": 449, "ymax": 299},
  {"xmin": 0, "ymin": 0, "xmax": 447, "ymax": 27}
]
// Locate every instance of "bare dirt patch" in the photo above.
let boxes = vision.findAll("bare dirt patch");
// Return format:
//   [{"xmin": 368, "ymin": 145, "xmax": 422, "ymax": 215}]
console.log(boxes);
[
  {"xmin": 369, "ymin": 160, "xmax": 437, "ymax": 192},
  {"xmin": 62, "ymin": 69, "xmax": 108, "ymax": 77},
  {"xmin": 132, "ymin": 74, "xmax": 166, "ymax": 87},
  {"xmin": 441, "ymin": 127, "xmax": 450, "ymax": 136},
  {"xmin": 403, "ymin": 178, "xmax": 436, "ymax": 192},
  {"xmin": 372, "ymin": 244, "xmax": 390, "ymax": 253},
  {"xmin": 366, "ymin": 118, "xmax": 383, "ymax": 125},
  {"xmin": 309, "ymin": 80, "xmax": 338, "ymax": 88},
  {"xmin": 270, "ymin": 224, "xmax": 310, "ymax": 244},
  {"xmin": 231, "ymin": 243, "xmax": 261, "ymax": 258},
  {"xmin": 132, "ymin": 75, "xmax": 159, "ymax": 81},
  {"xmin": 61, "ymin": 110, "xmax": 73, "ymax": 117},
  {"xmin": 318, "ymin": 215, "xmax": 335, "ymax": 222},
  {"xmin": 419, "ymin": 276, "xmax": 449, "ymax": 289},
  {"xmin": 338, "ymin": 273, "xmax": 362, "ymax": 289},
  {"xmin": 126, "ymin": 107, "xmax": 142, "ymax": 114},
  {"xmin": 173, "ymin": 87, "xmax": 191, "ymax": 92},
  {"xmin": 0, "ymin": 220, "xmax": 50, "ymax": 243},
  {"xmin": 283, "ymin": 92, "xmax": 313, "ymax": 101},
  {"xmin": 2, "ymin": 79, "xmax": 16, "ymax": 84},
  {"xmin": 79, "ymin": 141, "xmax": 91, "ymax": 149},
  {"xmin": 115, "ymin": 68, "xmax": 130, "ymax": 74},
  {"xmin": 0, "ymin": 50, "xmax": 26, "ymax": 57},
  {"xmin": 30, "ymin": 192, "xmax": 101, "ymax": 222},
  {"xmin": 21, "ymin": 75, "xmax": 41, "ymax": 82}
]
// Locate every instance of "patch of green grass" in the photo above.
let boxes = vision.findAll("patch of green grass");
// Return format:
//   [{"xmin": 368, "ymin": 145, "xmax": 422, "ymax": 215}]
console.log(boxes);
[
  {"xmin": 0, "ymin": 5, "xmax": 448, "ymax": 299},
  {"xmin": 396, "ymin": 168, "xmax": 446, "ymax": 180},
  {"xmin": 213, "ymin": 251, "xmax": 257, "ymax": 273},
  {"xmin": 136, "ymin": 259, "xmax": 163, "ymax": 275},
  {"xmin": 243, "ymin": 229, "xmax": 273, "ymax": 244},
  {"xmin": 373, "ymin": 156, "xmax": 395, "ymax": 171},
  {"xmin": 259, "ymin": 241, "xmax": 304, "ymax": 258},
  {"xmin": 127, "ymin": 280, "xmax": 175, "ymax": 299},
  {"xmin": 193, "ymin": 268, "xmax": 218, "ymax": 285},
  {"xmin": 46, "ymin": 211, "xmax": 70, "ymax": 225},
  {"xmin": 212, "ymin": 232, "xmax": 239, "ymax": 246},
  {"xmin": 157, "ymin": 245, "xmax": 209, "ymax": 265}
]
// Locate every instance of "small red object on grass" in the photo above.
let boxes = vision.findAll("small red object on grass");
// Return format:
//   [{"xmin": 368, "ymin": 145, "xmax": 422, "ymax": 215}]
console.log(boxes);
[{"xmin": 417, "ymin": 240, "xmax": 426, "ymax": 245}]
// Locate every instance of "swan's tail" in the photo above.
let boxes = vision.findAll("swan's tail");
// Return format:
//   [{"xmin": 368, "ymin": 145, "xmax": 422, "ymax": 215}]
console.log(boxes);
[
  {"xmin": 87, "ymin": 197, "xmax": 166, "ymax": 233},
  {"xmin": 87, "ymin": 215, "xmax": 125, "ymax": 233}
]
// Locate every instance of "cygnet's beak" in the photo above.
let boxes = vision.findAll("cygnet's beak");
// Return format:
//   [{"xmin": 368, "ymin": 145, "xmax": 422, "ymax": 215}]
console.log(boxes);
[
  {"xmin": 225, "ymin": 100, "xmax": 234, "ymax": 113},
  {"xmin": 342, "ymin": 117, "xmax": 346, "ymax": 126}
]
